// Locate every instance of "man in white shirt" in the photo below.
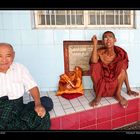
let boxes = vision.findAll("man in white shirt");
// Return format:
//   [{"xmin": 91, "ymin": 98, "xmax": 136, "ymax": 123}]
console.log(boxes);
[{"xmin": 0, "ymin": 43, "xmax": 53, "ymax": 130}]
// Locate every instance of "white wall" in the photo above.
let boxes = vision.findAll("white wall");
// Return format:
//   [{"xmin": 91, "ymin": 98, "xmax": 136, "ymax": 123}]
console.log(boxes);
[{"xmin": 0, "ymin": 10, "xmax": 140, "ymax": 91}]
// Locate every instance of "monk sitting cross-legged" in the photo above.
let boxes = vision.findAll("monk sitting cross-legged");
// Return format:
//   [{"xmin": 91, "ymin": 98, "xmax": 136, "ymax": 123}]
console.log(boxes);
[{"xmin": 89, "ymin": 31, "xmax": 139, "ymax": 108}]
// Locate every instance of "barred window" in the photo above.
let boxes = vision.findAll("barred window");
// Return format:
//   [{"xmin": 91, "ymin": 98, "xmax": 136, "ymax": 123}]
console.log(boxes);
[{"xmin": 33, "ymin": 10, "xmax": 134, "ymax": 28}]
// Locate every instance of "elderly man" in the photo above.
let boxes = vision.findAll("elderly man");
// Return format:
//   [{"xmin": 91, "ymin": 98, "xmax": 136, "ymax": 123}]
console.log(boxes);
[{"xmin": 0, "ymin": 43, "xmax": 53, "ymax": 130}]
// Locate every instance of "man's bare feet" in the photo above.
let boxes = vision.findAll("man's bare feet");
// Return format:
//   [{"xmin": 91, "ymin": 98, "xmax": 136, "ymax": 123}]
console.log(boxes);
[
  {"xmin": 89, "ymin": 96, "xmax": 101, "ymax": 107},
  {"xmin": 115, "ymin": 95, "xmax": 128, "ymax": 108},
  {"xmin": 119, "ymin": 97, "xmax": 128, "ymax": 108},
  {"xmin": 127, "ymin": 90, "xmax": 139, "ymax": 96}
]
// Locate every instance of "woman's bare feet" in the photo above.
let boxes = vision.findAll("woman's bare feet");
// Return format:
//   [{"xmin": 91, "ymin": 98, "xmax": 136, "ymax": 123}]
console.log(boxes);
[
  {"xmin": 115, "ymin": 95, "xmax": 128, "ymax": 108},
  {"xmin": 127, "ymin": 90, "xmax": 139, "ymax": 96},
  {"xmin": 89, "ymin": 96, "xmax": 101, "ymax": 107}
]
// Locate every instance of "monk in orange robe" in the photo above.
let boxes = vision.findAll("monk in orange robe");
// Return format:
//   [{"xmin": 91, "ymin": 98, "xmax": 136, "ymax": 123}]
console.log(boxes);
[{"xmin": 90, "ymin": 31, "xmax": 139, "ymax": 108}]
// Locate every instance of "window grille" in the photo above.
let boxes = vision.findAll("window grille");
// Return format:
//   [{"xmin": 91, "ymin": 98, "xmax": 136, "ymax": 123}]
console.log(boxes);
[{"xmin": 33, "ymin": 10, "xmax": 134, "ymax": 28}]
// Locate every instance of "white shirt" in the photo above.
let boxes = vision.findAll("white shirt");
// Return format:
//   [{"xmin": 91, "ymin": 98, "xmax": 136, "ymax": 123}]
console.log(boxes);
[{"xmin": 0, "ymin": 62, "xmax": 37, "ymax": 100}]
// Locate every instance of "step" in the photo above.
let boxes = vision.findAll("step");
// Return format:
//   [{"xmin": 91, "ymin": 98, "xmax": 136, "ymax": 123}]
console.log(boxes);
[{"xmin": 23, "ymin": 87, "xmax": 140, "ymax": 130}]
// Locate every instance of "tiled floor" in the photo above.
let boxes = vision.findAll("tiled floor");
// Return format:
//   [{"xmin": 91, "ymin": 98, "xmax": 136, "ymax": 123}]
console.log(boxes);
[{"xmin": 23, "ymin": 87, "xmax": 140, "ymax": 130}]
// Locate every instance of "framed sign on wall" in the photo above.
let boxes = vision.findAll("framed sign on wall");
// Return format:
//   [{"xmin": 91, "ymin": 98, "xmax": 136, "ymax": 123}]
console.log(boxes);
[{"xmin": 63, "ymin": 40, "xmax": 103, "ymax": 76}]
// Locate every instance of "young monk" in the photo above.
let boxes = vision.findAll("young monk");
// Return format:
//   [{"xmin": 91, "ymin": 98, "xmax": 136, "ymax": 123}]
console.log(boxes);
[{"xmin": 89, "ymin": 31, "xmax": 139, "ymax": 108}]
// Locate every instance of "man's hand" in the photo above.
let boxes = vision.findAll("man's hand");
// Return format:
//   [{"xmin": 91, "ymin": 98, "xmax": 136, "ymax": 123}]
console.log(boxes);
[
  {"xmin": 34, "ymin": 104, "xmax": 46, "ymax": 118},
  {"xmin": 127, "ymin": 90, "xmax": 139, "ymax": 96},
  {"xmin": 91, "ymin": 35, "xmax": 98, "ymax": 47}
]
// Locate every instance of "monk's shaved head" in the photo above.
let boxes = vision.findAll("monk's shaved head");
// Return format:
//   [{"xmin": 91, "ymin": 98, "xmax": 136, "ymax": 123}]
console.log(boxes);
[{"xmin": 102, "ymin": 31, "xmax": 116, "ymax": 40}]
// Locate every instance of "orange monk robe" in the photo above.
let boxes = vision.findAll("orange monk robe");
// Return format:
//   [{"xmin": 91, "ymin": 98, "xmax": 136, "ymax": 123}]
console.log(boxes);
[
  {"xmin": 90, "ymin": 46, "xmax": 129, "ymax": 97},
  {"xmin": 56, "ymin": 66, "xmax": 84, "ymax": 99}
]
